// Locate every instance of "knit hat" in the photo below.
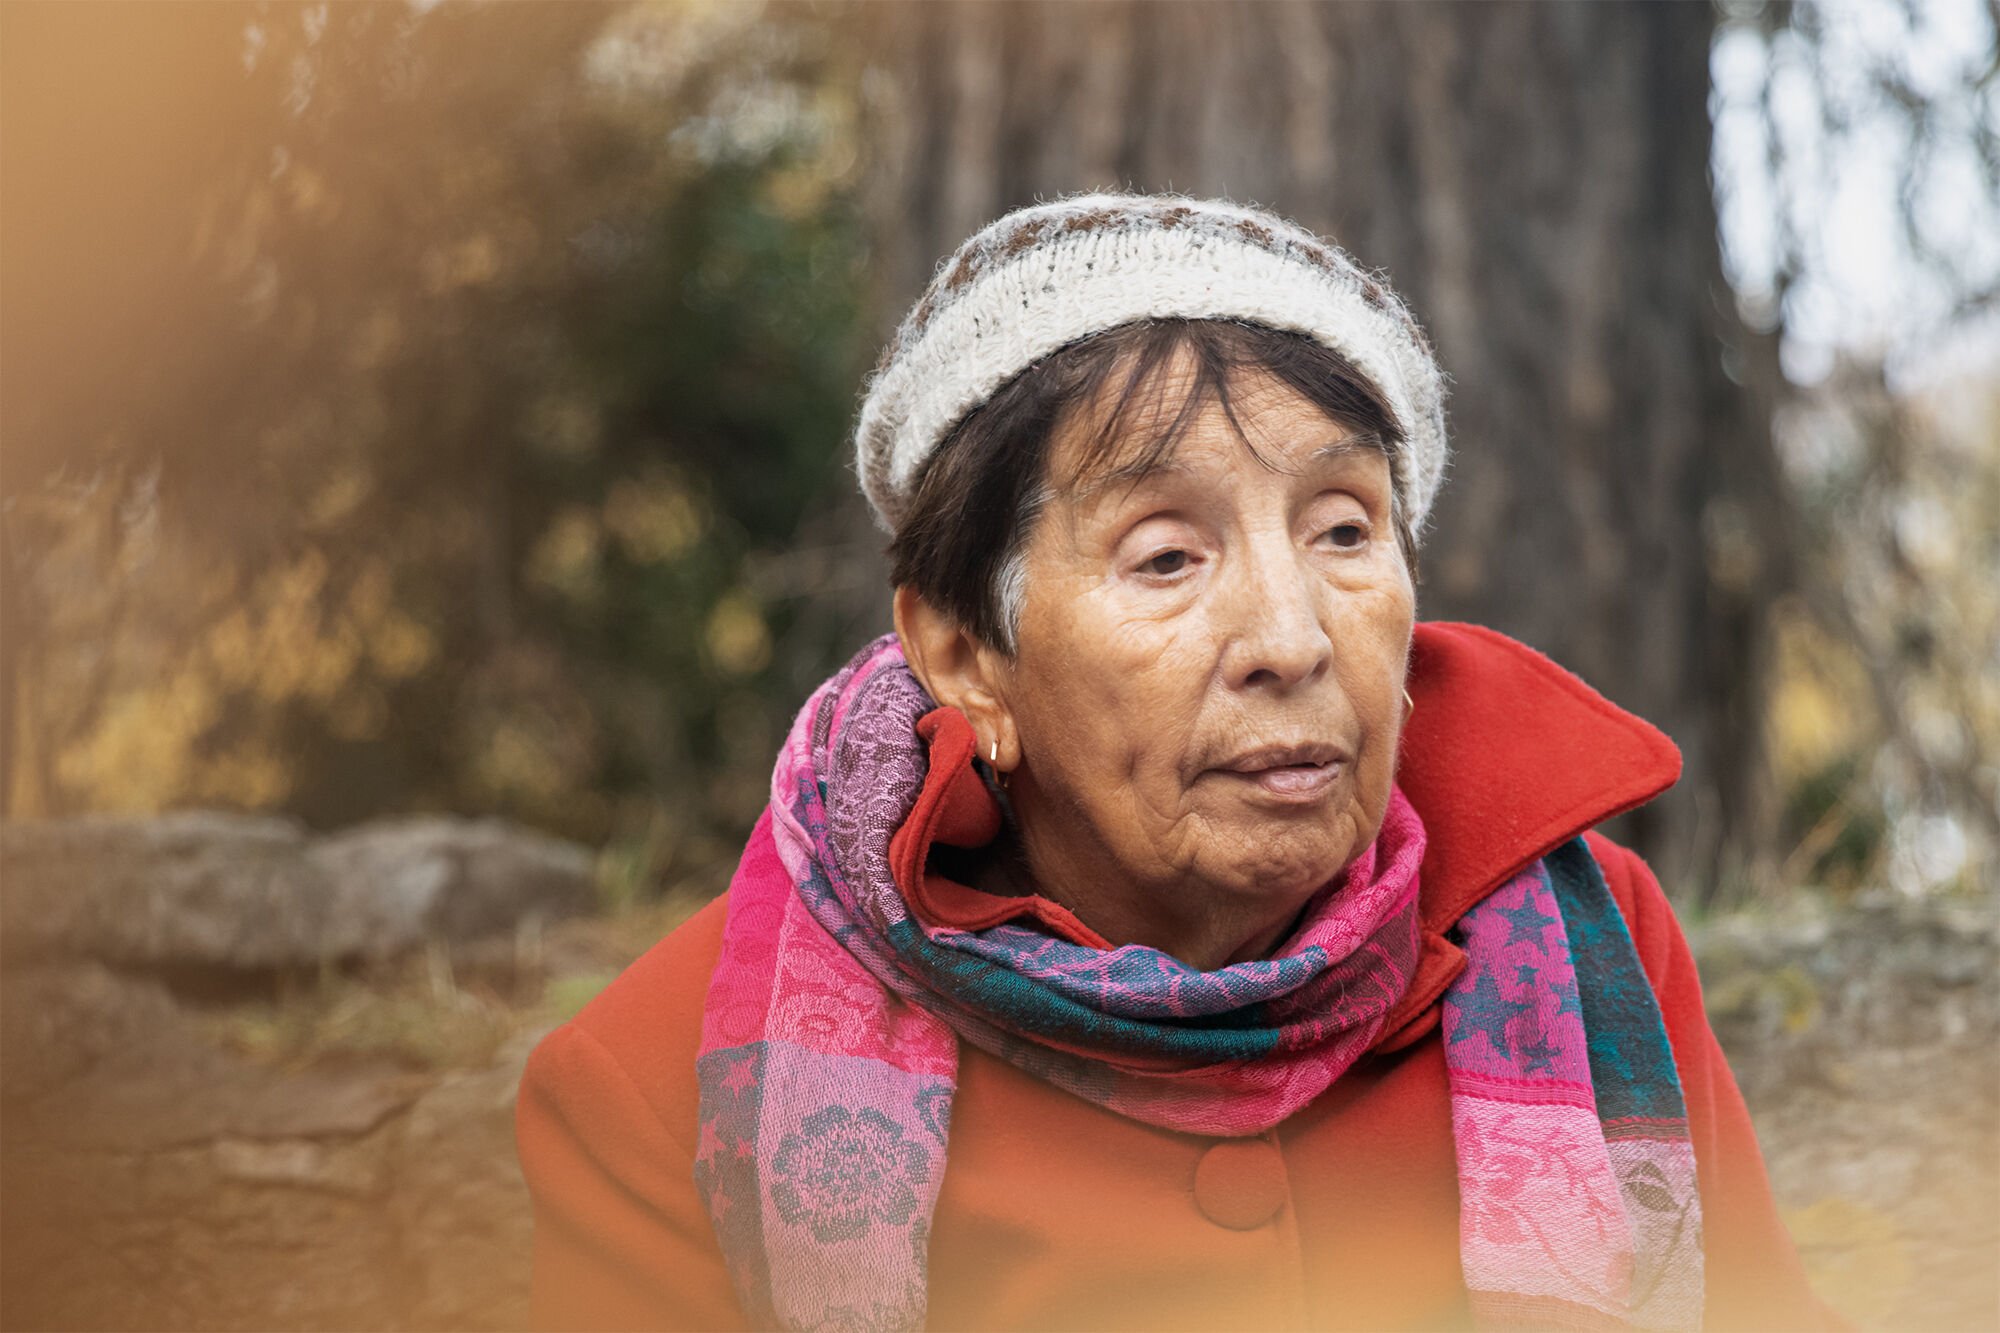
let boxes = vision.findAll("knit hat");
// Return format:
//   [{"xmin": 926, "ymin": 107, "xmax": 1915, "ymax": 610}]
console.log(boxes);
[{"xmin": 854, "ymin": 193, "xmax": 1450, "ymax": 538}]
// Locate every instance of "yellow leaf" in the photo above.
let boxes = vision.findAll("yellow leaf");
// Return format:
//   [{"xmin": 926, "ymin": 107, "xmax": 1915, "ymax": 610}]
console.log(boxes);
[{"xmin": 706, "ymin": 591, "xmax": 770, "ymax": 677}]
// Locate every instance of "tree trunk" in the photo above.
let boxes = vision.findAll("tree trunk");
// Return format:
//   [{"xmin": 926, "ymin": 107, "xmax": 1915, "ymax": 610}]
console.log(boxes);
[
  {"xmin": 0, "ymin": 514, "xmax": 19, "ymax": 819},
  {"xmin": 845, "ymin": 0, "xmax": 1783, "ymax": 901}
]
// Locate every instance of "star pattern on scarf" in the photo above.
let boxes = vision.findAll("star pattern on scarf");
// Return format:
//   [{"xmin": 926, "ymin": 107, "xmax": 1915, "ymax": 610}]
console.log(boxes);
[
  {"xmin": 722, "ymin": 1057, "xmax": 759, "ymax": 1095},
  {"xmin": 697, "ymin": 1120, "xmax": 726, "ymax": 1162},
  {"xmin": 1518, "ymin": 1037, "xmax": 1560, "ymax": 1075},
  {"xmin": 1496, "ymin": 896, "xmax": 1558, "ymax": 947},
  {"xmin": 1447, "ymin": 972, "xmax": 1532, "ymax": 1054}
]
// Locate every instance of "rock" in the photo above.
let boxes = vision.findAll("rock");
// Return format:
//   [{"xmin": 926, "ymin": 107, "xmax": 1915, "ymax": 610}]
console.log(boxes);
[
  {"xmin": 388, "ymin": 1030, "xmax": 547, "ymax": 1330},
  {"xmin": 0, "ymin": 970, "xmax": 447, "ymax": 1330},
  {"xmin": 0, "ymin": 1136, "xmax": 407, "ymax": 1332},
  {"xmin": 7, "ymin": 1008, "xmax": 430, "ymax": 1152},
  {"xmin": 0, "ymin": 805, "xmax": 597, "ymax": 1332},
  {"xmin": 1, "ymin": 811, "xmax": 597, "ymax": 969},
  {"xmin": 308, "ymin": 816, "xmax": 596, "ymax": 958},
  {"xmin": 0, "ymin": 1052, "xmax": 533, "ymax": 1331},
  {"xmin": 0, "ymin": 812, "xmax": 332, "ymax": 968},
  {"xmin": 214, "ymin": 1135, "xmax": 389, "ymax": 1196},
  {"xmin": 0, "ymin": 962, "xmax": 187, "ymax": 1104}
]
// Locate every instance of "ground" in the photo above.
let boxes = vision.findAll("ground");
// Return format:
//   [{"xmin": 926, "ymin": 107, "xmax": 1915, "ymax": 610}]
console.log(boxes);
[{"xmin": 0, "ymin": 880, "xmax": 1992, "ymax": 1331}]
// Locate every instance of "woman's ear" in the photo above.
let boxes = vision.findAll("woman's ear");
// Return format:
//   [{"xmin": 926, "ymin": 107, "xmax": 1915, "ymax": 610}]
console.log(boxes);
[{"xmin": 893, "ymin": 585, "xmax": 1019, "ymax": 771}]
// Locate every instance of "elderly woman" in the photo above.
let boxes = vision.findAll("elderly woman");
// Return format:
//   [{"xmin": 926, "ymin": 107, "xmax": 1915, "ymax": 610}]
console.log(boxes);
[{"xmin": 517, "ymin": 196, "xmax": 1826, "ymax": 1332}]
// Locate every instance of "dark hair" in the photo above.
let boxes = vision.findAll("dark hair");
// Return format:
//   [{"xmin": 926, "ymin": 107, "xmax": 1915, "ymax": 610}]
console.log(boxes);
[{"xmin": 886, "ymin": 318, "xmax": 1410, "ymax": 653}]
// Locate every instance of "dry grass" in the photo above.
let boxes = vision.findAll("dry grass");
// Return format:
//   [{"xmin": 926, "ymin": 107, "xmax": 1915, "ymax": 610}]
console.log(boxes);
[{"xmin": 207, "ymin": 888, "xmax": 714, "ymax": 1072}]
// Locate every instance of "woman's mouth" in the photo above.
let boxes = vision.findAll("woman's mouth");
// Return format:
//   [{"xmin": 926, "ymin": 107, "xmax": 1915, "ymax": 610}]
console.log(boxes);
[
  {"xmin": 1238, "ymin": 761, "xmax": 1341, "ymax": 799},
  {"xmin": 1211, "ymin": 743, "xmax": 1347, "ymax": 805}
]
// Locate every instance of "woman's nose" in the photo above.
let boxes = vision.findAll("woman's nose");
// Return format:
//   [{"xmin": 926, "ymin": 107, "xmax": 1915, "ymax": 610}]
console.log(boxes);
[{"xmin": 1221, "ymin": 535, "xmax": 1333, "ymax": 690}]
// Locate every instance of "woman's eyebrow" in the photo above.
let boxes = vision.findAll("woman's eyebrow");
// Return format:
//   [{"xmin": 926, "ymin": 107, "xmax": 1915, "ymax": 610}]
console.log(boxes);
[{"xmin": 1309, "ymin": 432, "xmax": 1383, "ymax": 464}]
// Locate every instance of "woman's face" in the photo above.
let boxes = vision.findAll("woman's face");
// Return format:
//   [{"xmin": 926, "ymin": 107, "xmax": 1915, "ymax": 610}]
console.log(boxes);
[{"xmin": 989, "ymin": 353, "xmax": 1416, "ymax": 964}]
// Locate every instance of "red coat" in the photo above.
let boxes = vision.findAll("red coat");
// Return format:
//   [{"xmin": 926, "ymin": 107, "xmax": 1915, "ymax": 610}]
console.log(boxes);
[{"xmin": 517, "ymin": 623, "xmax": 1829, "ymax": 1331}]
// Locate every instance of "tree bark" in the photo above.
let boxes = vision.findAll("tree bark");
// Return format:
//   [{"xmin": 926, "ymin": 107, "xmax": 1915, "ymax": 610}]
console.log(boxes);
[{"xmin": 845, "ymin": 0, "xmax": 1783, "ymax": 901}]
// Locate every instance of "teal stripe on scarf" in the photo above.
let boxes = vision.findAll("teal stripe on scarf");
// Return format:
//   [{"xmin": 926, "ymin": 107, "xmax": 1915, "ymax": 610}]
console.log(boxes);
[
  {"xmin": 884, "ymin": 919, "xmax": 1284, "ymax": 1064},
  {"xmin": 1547, "ymin": 839, "xmax": 1686, "ymax": 1120}
]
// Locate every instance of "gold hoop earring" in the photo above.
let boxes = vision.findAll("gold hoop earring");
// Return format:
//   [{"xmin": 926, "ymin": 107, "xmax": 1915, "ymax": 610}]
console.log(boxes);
[
  {"xmin": 1403, "ymin": 688, "xmax": 1416, "ymax": 717},
  {"xmin": 989, "ymin": 739, "xmax": 1010, "ymax": 791}
]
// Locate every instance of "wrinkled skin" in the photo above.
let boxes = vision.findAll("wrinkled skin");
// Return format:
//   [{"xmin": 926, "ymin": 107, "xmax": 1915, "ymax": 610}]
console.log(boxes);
[{"xmin": 896, "ymin": 352, "xmax": 1416, "ymax": 971}]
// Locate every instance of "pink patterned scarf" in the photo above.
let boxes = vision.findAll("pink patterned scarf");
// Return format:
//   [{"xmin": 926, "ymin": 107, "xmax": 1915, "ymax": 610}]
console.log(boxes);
[{"xmin": 694, "ymin": 636, "xmax": 1702, "ymax": 1330}]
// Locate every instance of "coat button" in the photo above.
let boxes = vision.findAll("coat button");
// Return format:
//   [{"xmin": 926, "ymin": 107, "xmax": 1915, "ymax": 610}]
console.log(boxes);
[{"xmin": 1192, "ymin": 1138, "xmax": 1289, "ymax": 1230}]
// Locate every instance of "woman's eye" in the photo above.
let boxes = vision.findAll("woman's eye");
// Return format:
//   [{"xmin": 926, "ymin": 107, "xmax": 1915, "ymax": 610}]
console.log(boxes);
[
  {"xmin": 1325, "ymin": 522, "xmax": 1367, "ymax": 549},
  {"xmin": 1142, "ymin": 549, "xmax": 1191, "ymax": 576}
]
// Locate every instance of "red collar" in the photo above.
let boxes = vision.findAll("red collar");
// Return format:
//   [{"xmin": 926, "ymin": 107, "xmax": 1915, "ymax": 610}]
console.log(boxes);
[
  {"xmin": 1375, "ymin": 621, "xmax": 1680, "ymax": 1047},
  {"xmin": 887, "ymin": 621, "xmax": 1680, "ymax": 1049},
  {"xmin": 889, "ymin": 707, "xmax": 1114, "ymax": 950}
]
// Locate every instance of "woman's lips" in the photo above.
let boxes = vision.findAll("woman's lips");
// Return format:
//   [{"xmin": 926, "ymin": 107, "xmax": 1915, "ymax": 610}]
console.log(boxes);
[
  {"xmin": 1209, "ymin": 743, "xmax": 1348, "ymax": 805},
  {"xmin": 1248, "ymin": 760, "xmax": 1341, "ymax": 796},
  {"xmin": 1219, "ymin": 761, "xmax": 1342, "ymax": 803}
]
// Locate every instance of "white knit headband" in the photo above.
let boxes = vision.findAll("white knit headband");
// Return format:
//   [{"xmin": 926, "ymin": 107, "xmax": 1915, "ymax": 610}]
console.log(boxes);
[{"xmin": 854, "ymin": 193, "xmax": 1450, "ymax": 539}]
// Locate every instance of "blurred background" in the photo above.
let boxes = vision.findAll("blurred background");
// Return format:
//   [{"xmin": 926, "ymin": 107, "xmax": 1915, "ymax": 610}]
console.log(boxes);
[{"xmin": 1, "ymin": 2, "xmax": 1994, "ymax": 1330}]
